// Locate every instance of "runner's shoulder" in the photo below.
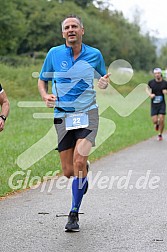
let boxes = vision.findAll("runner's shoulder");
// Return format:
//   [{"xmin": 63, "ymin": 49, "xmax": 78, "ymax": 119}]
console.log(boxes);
[
  {"xmin": 148, "ymin": 79, "xmax": 155, "ymax": 86},
  {"xmin": 47, "ymin": 45, "xmax": 66, "ymax": 56},
  {"xmin": 84, "ymin": 44, "xmax": 102, "ymax": 55}
]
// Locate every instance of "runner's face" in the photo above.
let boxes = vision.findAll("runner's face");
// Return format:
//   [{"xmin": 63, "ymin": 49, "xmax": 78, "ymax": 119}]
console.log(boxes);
[
  {"xmin": 62, "ymin": 18, "xmax": 84, "ymax": 45},
  {"xmin": 154, "ymin": 72, "xmax": 162, "ymax": 81}
]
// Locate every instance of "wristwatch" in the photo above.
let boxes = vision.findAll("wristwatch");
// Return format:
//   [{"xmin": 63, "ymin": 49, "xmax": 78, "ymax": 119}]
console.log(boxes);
[{"xmin": 0, "ymin": 115, "xmax": 6, "ymax": 121}]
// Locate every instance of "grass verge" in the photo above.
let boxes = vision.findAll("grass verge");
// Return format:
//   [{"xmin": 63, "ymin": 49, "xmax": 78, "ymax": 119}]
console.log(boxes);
[{"xmin": 0, "ymin": 63, "xmax": 164, "ymax": 196}]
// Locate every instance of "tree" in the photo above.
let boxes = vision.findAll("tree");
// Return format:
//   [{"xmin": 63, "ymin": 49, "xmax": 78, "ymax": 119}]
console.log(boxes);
[
  {"xmin": 157, "ymin": 44, "xmax": 167, "ymax": 68},
  {"xmin": 0, "ymin": 0, "xmax": 157, "ymax": 70},
  {"xmin": 0, "ymin": 0, "xmax": 26, "ymax": 55},
  {"xmin": 74, "ymin": 0, "xmax": 93, "ymax": 8}
]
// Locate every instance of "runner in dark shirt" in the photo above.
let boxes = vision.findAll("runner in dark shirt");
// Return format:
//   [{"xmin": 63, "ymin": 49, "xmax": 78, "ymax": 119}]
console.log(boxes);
[{"xmin": 146, "ymin": 68, "xmax": 167, "ymax": 140}]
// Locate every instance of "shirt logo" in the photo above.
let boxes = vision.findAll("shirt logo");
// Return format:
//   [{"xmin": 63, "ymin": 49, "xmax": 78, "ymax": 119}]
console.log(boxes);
[{"xmin": 61, "ymin": 61, "xmax": 68, "ymax": 69}]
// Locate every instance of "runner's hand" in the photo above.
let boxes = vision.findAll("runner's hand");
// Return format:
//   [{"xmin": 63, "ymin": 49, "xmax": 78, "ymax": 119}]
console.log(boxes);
[
  {"xmin": 162, "ymin": 89, "xmax": 167, "ymax": 95},
  {"xmin": 0, "ymin": 118, "xmax": 5, "ymax": 132},
  {"xmin": 43, "ymin": 94, "xmax": 56, "ymax": 108},
  {"xmin": 150, "ymin": 94, "xmax": 155, "ymax": 99},
  {"xmin": 98, "ymin": 73, "xmax": 111, "ymax": 89}
]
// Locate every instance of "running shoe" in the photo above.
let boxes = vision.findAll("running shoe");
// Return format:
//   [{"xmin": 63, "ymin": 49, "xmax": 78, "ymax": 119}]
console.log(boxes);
[
  {"xmin": 157, "ymin": 134, "xmax": 163, "ymax": 141},
  {"xmin": 65, "ymin": 211, "xmax": 80, "ymax": 232},
  {"xmin": 84, "ymin": 160, "xmax": 90, "ymax": 195}
]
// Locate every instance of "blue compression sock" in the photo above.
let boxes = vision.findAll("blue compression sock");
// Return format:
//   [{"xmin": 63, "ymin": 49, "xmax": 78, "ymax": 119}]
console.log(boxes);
[{"xmin": 71, "ymin": 176, "xmax": 88, "ymax": 213}]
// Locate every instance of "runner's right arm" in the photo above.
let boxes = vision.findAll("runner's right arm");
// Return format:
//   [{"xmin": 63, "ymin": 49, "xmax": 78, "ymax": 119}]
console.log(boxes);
[
  {"xmin": 146, "ymin": 85, "xmax": 155, "ymax": 99},
  {"xmin": 38, "ymin": 79, "xmax": 56, "ymax": 108}
]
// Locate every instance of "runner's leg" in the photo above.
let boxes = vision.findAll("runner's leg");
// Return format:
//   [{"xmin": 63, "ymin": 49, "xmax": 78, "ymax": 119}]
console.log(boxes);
[
  {"xmin": 152, "ymin": 115, "xmax": 158, "ymax": 125},
  {"xmin": 70, "ymin": 138, "xmax": 91, "ymax": 213},
  {"xmin": 152, "ymin": 115, "xmax": 159, "ymax": 130},
  {"xmin": 59, "ymin": 147, "xmax": 74, "ymax": 178},
  {"xmin": 158, "ymin": 114, "xmax": 165, "ymax": 135},
  {"xmin": 64, "ymin": 138, "xmax": 91, "ymax": 232}
]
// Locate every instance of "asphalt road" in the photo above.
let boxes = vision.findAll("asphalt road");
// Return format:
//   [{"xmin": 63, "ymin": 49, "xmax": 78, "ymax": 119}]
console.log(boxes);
[{"xmin": 1, "ymin": 134, "xmax": 167, "ymax": 252}]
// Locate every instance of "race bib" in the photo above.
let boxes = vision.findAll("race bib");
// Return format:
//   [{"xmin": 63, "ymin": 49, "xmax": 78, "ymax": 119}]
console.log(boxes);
[
  {"xmin": 153, "ymin": 96, "xmax": 163, "ymax": 104},
  {"xmin": 65, "ymin": 112, "xmax": 89, "ymax": 130}
]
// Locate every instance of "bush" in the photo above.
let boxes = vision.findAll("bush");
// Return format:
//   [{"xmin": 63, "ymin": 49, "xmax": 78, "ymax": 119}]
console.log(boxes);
[{"xmin": 0, "ymin": 54, "xmax": 44, "ymax": 67}]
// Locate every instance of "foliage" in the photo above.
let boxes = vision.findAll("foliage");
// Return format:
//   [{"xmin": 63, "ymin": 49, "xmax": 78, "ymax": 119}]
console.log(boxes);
[
  {"xmin": 0, "ymin": 0, "xmax": 26, "ymax": 54},
  {"xmin": 157, "ymin": 43, "xmax": 167, "ymax": 68},
  {"xmin": 0, "ymin": 0, "xmax": 157, "ymax": 70}
]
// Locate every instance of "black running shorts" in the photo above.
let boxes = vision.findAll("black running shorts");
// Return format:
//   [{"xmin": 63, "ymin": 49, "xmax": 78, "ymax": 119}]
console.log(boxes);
[
  {"xmin": 151, "ymin": 102, "xmax": 166, "ymax": 116},
  {"xmin": 54, "ymin": 108, "xmax": 99, "ymax": 152}
]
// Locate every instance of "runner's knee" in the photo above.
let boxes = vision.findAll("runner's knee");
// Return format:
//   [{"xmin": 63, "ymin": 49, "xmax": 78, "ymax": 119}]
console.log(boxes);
[
  {"xmin": 74, "ymin": 160, "xmax": 85, "ymax": 173},
  {"xmin": 159, "ymin": 117, "xmax": 165, "ymax": 124},
  {"xmin": 62, "ymin": 166, "xmax": 73, "ymax": 178}
]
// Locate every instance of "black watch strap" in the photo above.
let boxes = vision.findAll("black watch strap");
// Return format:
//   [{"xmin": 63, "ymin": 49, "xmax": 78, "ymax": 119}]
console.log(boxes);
[{"xmin": 0, "ymin": 115, "xmax": 6, "ymax": 121}]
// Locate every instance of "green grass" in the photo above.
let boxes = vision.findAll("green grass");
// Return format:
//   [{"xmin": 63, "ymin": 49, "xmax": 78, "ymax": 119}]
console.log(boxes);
[
  {"xmin": 0, "ymin": 62, "xmax": 164, "ymax": 197},
  {"xmin": 0, "ymin": 62, "xmax": 42, "ymax": 98}
]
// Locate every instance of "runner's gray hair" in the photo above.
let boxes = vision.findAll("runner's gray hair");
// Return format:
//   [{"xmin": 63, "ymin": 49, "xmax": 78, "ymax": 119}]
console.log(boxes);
[{"xmin": 61, "ymin": 14, "xmax": 83, "ymax": 31}]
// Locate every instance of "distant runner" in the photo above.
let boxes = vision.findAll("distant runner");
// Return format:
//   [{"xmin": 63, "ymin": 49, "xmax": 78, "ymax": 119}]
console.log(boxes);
[{"xmin": 146, "ymin": 68, "xmax": 167, "ymax": 140}]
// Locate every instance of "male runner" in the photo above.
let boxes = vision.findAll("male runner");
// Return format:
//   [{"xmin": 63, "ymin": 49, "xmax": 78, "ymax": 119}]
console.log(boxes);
[
  {"xmin": 146, "ymin": 68, "xmax": 167, "ymax": 140},
  {"xmin": 38, "ymin": 15, "xmax": 109, "ymax": 231}
]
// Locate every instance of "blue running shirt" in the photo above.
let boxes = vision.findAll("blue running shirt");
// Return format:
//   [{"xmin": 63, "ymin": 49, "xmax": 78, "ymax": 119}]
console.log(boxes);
[{"xmin": 39, "ymin": 43, "xmax": 106, "ymax": 117}]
